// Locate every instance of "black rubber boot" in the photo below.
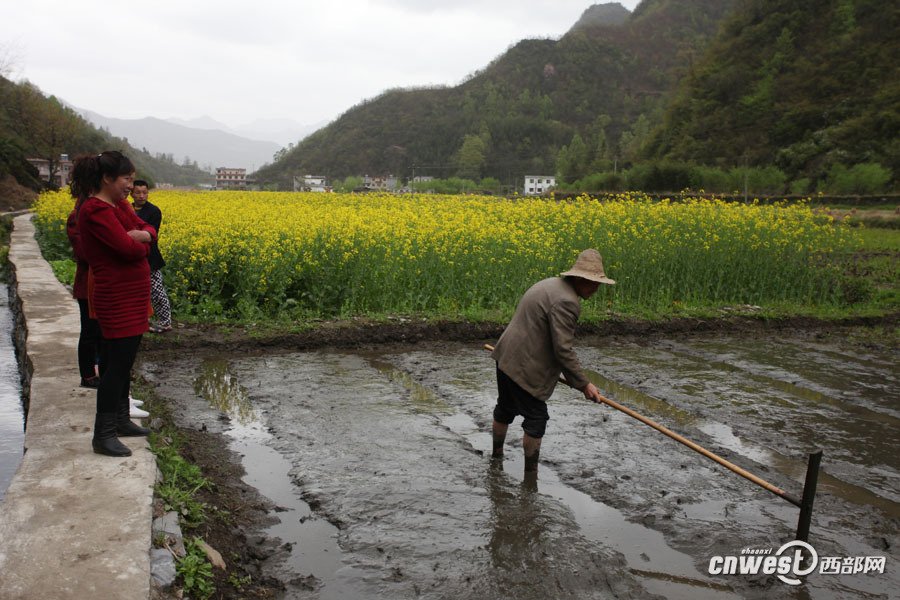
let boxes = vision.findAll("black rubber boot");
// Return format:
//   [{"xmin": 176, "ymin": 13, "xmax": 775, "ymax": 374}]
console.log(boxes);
[
  {"xmin": 117, "ymin": 395, "xmax": 150, "ymax": 437},
  {"xmin": 92, "ymin": 413, "xmax": 132, "ymax": 457},
  {"xmin": 524, "ymin": 449, "xmax": 540, "ymax": 472},
  {"xmin": 492, "ymin": 434, "xmax": 505, "ymax": 458}
]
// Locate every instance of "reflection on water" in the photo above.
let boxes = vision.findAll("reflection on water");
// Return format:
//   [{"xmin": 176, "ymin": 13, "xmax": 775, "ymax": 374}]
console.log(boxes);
[
  {"xmin": 191, "ymin": 357, "xmax": 371, "ymax": 599},
  {"xmin": 432, "ymin": 393, "xmax": 739, "ymax": 600},
  {"xmin": 696, "ymin": 421, "xmax": 774, "ymax": 466},
  {"xmin": 367, "ymin": 357, "xmax": 456, "ymax": 415},
  {"xmin": 666, "ymin": 341, "xmax": 900, "ymax": 423},
  {"xmin": 192, "ymin": 359, "xmax": 258, "ymax": 425},
  {"xmin": 485, "ymin": 461, "xmax": 547, "ymax": 577},
  {"xmin": 586, "ymin": 366, "xmax": 700, "ymax": 428},
  {"xmin": 0, "ymin": 284, "xmax": 24, "ymax": 502},
  {"xmin": 579, "ymin": 337, "xmax": 900, "ymax": 510}
]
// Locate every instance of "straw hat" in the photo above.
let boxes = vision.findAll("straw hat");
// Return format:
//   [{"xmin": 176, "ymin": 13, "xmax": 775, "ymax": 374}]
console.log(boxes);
[{"xmin": 560, "ymin": 249, "xmax": 616, "ymax": 285}]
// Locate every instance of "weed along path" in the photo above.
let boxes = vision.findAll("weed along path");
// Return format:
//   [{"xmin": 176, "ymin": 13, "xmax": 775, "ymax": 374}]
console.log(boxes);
[{"xmin": 142, "ymin": 328, "xmax": 898, "ymax": 600}]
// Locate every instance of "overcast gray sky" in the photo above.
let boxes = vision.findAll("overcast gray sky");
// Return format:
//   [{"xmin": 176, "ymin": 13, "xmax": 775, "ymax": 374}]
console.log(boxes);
[{"xmin": 1, "ymin": 0, "xmax": 641, "ymax": 129}]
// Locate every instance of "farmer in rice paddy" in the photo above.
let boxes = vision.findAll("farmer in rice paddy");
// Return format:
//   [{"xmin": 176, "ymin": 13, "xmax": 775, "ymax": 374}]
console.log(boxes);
[{"xmin": 490, "ymin": 249, "xmax": 615, "ymax": 472}]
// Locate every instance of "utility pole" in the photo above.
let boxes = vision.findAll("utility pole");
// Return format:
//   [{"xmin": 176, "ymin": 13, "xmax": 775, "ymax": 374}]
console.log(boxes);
[{"xmin": 743, "ymin": 155, "xmax": 749, "ymax": 203}]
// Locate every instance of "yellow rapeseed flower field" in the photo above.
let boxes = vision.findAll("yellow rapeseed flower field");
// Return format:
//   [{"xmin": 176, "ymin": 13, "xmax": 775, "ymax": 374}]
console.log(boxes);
[{"xmin": 33, "ymin": 190, "xmax": 859, "ymax": 320}]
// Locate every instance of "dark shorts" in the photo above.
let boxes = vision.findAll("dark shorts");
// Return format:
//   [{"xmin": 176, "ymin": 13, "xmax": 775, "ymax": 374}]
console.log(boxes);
[{"xmin": 493, "ymin": 367, "xmax": 549, "ymax": 438}]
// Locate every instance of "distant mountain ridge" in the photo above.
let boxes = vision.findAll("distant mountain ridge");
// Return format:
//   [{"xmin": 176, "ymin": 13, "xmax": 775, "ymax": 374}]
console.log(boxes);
[
  {"xmin": 163, "ymin": 115, "xmax": 323, "ymax": 148},
  {"xmin": 79, "ymin": 110, "xmax": 282, "ymax": 171}
]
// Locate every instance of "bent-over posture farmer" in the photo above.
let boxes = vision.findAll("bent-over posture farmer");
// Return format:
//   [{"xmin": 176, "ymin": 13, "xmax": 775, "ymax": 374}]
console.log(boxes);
[{"xmin": 490, "ymin": 249, "xmax": 615, "ymax": 472}]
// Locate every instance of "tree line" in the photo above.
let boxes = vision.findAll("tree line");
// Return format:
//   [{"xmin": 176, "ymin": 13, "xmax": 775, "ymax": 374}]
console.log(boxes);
[{"xmin": 0, "ymin": 75, "xmax": 214, "ymax": 192}]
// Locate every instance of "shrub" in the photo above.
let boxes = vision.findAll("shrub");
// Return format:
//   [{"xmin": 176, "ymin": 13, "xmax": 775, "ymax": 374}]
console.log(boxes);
[
  {"xmin": 728, "ymin": 166, "xmax": 787, "ymax": 195},
  {"xmin": 624, "ymin": 161, "xmax": 694, "ymax": 192},
  {"xmin": 789, "ymin": 178, "xmax": 812, "ymax": 195},
  {"xmin": 572, "ymin": 171, "xmax": 625, "ymax": 192},
  {"xmin": 479, "ymin": 177, "xmax": 502, "ymax": 194},
  {"xmin": 691, "ymin": 166, "xmax": 731, "ymax": 193},
  {"xmin": 411, "ymin": 177, "xmax": 479, "ymax": 194},
  {"xmin": 820, "ymin": 162, "xmax": 892, "ymax": 195}
]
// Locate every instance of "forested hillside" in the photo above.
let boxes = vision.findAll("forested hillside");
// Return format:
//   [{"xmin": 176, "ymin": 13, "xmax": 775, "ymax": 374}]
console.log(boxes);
[
  {"xmin": 648, "ymin": 0, "xmax": 900, "ymax": 183},
  {"xmin": 257, "ymin": 0, "xmax": 898, "ymax": 194},
  {"xmin": 0, "ymin": 75, "xmax": 214, "ymax": 203},
  {"xmin": 254, "ymin": 0, "xmax": 735, "ymax": 189}
]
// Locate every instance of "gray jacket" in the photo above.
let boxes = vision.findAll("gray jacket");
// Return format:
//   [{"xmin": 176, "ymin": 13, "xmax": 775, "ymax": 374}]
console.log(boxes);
[{"xmin": 491, "ymin": 277, "xmax": 589, "ymax": 401}]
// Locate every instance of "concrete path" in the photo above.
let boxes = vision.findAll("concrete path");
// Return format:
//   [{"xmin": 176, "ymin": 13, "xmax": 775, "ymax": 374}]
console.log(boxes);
[{"xmin": 0, "ymin": 214, "xmax": 155, "ymax": 599}]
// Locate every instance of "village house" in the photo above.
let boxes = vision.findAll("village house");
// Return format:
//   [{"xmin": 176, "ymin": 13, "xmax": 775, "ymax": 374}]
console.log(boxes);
[
  {"xmin": 293, "ymin": 175, "xmax": 331, "ymax": 192},
  {"xmin": 364, "ymin": 174, "xmax": 398, "ymax": 191},
  {"xmin": 26, "ymin": 153, "xmax": 73, "ymax": 187},
  {"xmin": 523, "ymin": 175, "xmax": 556, "ymax": 196},
  {"xmin": 407, "ymin": 175, "xmax": 435, "ymax": 192},
  {"xmin": 215, "ymin": 167, "xmax": 247, "ymax": 190}
]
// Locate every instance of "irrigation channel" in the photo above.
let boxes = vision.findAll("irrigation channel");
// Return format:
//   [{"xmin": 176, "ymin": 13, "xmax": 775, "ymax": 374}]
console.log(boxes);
[
  {"xmin": 0, "ymin": 284, "xmax": 25, "ymax": 502},
  {"xmin": 144, "ymin": 329, "xmax": 898, "ymax": 599}
]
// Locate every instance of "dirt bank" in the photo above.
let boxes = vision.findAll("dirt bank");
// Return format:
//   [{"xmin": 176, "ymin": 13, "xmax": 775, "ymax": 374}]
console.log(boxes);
[
  {"xmin": 0, "ymin": 177, "xmax": 37, "ymax": 213},
  {"xmin": 140, "ymin": 312, "xmax": 899, "ymax": 359}
]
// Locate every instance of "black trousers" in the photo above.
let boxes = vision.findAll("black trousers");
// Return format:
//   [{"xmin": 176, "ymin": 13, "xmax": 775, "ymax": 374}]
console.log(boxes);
[
  {"xmin": 96, "ymin": 335, "xmax": 142, "ymax": 413},
  {"xmin": 77, "ymin": 299, "xmax": 101, "ymax": 379},
  {"xmin": 493, "ymin": 367, "xmax": 550, "ymax": 438}
]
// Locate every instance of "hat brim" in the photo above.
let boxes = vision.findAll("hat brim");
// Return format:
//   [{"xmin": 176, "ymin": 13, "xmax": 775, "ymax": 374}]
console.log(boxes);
[{"xmin": 560, "ymin": 269, "xmax": 616, "ymax": 285}]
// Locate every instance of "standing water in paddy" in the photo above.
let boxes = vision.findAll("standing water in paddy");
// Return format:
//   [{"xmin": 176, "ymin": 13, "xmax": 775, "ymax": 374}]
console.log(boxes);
[{"xmin": 145, "ymin": 329, "xmax": 898, "ymax": 600}]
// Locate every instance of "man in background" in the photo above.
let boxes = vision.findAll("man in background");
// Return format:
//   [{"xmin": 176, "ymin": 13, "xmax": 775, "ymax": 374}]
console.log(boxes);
[{"xmin": 131, "ymin": 180, "xmax": 172, "ymax": 333}]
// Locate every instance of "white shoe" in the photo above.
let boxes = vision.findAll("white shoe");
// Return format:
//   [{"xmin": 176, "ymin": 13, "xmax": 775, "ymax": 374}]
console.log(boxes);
[
  {"xmin": 130, "ymin": 405, "xmax": 149, "ymax": 418},
  {"xmin": 129, "ymin": 396, "xmax": 144, "ymax": 407}
]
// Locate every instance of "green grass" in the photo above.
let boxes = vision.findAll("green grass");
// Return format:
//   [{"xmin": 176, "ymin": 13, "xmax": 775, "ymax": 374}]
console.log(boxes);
[
  {"xmin": 850, "ymin": 216, "xmax": 900, "ymax": 230},
  {"xmin": 151, "ymin": 429, "xmax": 211, "ymax": 528},
  {"xmin": 177, "ymin": 538, "xmax": 215, "ymax": 600},
  {"xmin": 49, "ymin": 258, "xmax": 76, "ymax": 286},
  {"xmin": 831, "ymin": 227, "xmax": 900, "ymax": 312},
  {"xmin": 856, "ymin": 227, "xmax": 900, "ymax": 251}
]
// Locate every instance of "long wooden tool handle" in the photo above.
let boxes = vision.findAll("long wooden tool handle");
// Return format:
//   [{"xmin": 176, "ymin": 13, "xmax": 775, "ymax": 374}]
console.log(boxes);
[{"xmin": 483, "ymin": 343, "xmax": 800, "ymax": 506}]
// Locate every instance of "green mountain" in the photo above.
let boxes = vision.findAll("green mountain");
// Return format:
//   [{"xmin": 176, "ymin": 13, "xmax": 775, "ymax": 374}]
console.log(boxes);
[
  {"xmin": 570, "ymin": 3, "xmax": 632, "ymax": 30},
  {"xmin": 647, "ymin": 0, "xmax": 900, "ymax": 181},
  {"xmin": 254, "ymin": 0, "xmax": 736, "ymax": 189},
  {"xmin": 0, "ymin": 75, "xmax": 214, "ymax": 198}
]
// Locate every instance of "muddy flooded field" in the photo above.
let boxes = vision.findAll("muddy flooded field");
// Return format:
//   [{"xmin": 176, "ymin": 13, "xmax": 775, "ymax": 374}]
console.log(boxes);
[{"xmin": 143, "ymin": 328, "xmax": 898, "ymax": 599}]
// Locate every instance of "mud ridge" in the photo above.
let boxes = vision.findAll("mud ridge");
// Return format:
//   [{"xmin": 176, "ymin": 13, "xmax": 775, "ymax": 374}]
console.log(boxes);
[{"xmin": 141, "ymin": 313, "xmax": 899, "ymax": 358}]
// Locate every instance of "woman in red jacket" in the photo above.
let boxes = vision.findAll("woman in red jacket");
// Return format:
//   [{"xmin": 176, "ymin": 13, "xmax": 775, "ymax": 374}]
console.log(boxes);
[{"xmin": 71, "ymin": 151, "xmax": 157, "ymax": 457}]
